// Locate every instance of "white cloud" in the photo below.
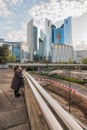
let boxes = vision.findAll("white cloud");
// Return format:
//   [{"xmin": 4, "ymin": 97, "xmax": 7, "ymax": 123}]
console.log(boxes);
[
  {"xmin": 0, "ymin": 20, "xmax": 12, "ymax": 26},
  {"xmin": 4, "ymin": 0, "xmax": 23, "ymax": 6},
  {"xmin": 5, "ymin": 21, "xmax": 27, "ymax": 42},
  {"xmin": 5, "ymin": 29, "xmax": 26, "ymax": 42},
  {"xmin": 0, "ymin": 26, "xmax": 11, "ymax": 30},
  {"xmin": 0, "ymin": 20, "xmax": 13, "ymax": 31},
  {"xmin": 75, "ymin": 41, "xmax": 87, "ymax": 50},
  {"xmin": 0, "ymin": 0, "xmax": 13, "ymax": 17},
  {"xmin": 28, "ymin": 0, "xmax": 87, "ymax": 26}
]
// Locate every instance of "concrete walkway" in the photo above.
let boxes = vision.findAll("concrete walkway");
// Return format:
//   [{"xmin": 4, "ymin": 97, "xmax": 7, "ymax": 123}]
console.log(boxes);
[{"xmin": 0, "ymin": 69, "xmax": 30, "ymax": 130}]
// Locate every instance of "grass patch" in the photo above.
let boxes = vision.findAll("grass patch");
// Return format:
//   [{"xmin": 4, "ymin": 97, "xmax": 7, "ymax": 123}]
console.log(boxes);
[{"xmin": 49, "ymin": 74, "xmax": 86, "ymax": 84}]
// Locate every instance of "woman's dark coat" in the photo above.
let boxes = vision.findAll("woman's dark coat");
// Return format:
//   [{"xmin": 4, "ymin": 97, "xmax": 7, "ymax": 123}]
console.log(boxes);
[{"xmin": 11, "ymin": 70, "xmax": 22, "ymax": 90}]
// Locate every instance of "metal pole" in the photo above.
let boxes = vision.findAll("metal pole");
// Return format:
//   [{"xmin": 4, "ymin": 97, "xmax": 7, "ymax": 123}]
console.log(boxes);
[{"xmin": 68, "ymin": 69, "xmax": 71, "ymax": 113}]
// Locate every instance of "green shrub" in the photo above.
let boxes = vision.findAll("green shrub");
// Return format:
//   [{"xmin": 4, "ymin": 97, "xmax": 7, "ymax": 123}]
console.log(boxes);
[{"xmin": 49, "ymin": 74, "xmax": 86, "ymax": 85}]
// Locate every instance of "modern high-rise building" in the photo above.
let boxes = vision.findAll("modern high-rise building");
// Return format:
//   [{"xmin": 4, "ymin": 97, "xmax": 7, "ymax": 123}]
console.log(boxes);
[
  {"xmin": 64, "ymin": 17, "xmax": 72, "ymax": 45},
  {"xmin": 51, "ymin": 17, "xmax": 72, "ymax": 45},
  {"xmin": 27, "ymin": 19, "xmax": 46, "ymax": 62},
  {"xmin": 51, "ymin": 17, "xmax": 73, "ymax": 63},
  {"xmin": 27, "ymin": 19, "xmax": 34, "ymax": 61},
  {"xmin": 52, "ymin": 44, "xmax": 73, "ymax": 63},
  {"xmin": 45, "ymin": 19, "xmax": 52, "ymax": 61},
  {"xmin": 27, "ymin": 16, "xmax": 73, "ymax": 63}
]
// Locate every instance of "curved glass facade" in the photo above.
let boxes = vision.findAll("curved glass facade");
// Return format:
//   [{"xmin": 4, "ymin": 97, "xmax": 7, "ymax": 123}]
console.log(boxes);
[
  {"xmin": 51, "ymin": 16, "xmax": 72, "ymax": 45},
  {"xmin": 27, "ymin": 17, "xmax": 73, "ymax": 62}
]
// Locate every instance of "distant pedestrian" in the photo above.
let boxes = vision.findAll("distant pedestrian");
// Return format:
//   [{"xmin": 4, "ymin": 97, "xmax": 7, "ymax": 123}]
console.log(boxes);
[{"xmin": 11, "ymin": 65, "xmax": 24, "ymax": 97}]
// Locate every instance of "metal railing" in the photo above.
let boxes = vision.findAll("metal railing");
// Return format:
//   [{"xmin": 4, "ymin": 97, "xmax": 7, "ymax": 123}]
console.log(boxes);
[
  {"xmin": 25, "ymin": 72, "xmax": 83, "ymax": 130},
  {"xmin": 8, "ymin": 63, "xmax": 87, "ymax": 67}
]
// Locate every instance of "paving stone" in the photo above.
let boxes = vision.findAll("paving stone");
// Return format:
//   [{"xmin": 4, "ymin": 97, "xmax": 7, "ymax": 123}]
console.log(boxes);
[
  {"xmin": 0, "ymin": 108, "xmax": 28, "ymax": 130},
  {"xmin": 0, "ymin": 92, "xmax": 14, "ymax": 113},
  {"xmin": 6, "ymin": 123, "xmax": 30, "ymax": 130},
  {"xmin": 7, "ymin": 93, "xmax": 25, "ymax": 109}
]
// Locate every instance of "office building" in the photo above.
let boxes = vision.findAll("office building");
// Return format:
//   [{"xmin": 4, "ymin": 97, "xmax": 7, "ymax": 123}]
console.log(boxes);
[
  {"xmin": 27, "ymin": 19, "xmax": 46, "ymax": 62},
  {"xmin": 51, "ymin": 17, "xmax": 72, "ymax": 45},
  {"xmin": 52, "ymin": 44, "xmax": 73, "ymax": 63},
  {"xmin": 45, "ymin": 19, "xmax": 52, "ymax": 61},
  {"xmin": 27, "ymin": 16, "xmax": 73, "ymax": 63},
  {"xmin": 0, "ymin": 39, "xmax": 29, "ymax": 63},
  {"xmin": 10, "ymin": 41, "xmax": 29, "ymax": 63},
  {"xmin": 51, "ymin": 17, "xmax": 73, "ymax": 63}
]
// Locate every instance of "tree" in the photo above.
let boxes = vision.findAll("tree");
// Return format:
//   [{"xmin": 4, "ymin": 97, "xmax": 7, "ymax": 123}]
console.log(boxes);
[
  {"xmin": 68, "ymin": 58, "xmax": 73, "ymax": 64},
  {"xmin": 0, "ymin": 44, "xmax": 10, "ymax": 63},
  {"xmin": 81, "ymin": 57, "xmax": 87, "ymax": 64},
  {"xmin": 8, "ymin": 54, "xmax": 16, "ymax": 62},
  {"xmin": 73, "ymin": 60, "xmax": 77, "ymax": 64}
]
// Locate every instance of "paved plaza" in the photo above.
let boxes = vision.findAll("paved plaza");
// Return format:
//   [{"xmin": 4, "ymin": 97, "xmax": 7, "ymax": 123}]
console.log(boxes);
[{"xmin": 0, "ymin": 69, "xmax": 30, "ymax": 130}]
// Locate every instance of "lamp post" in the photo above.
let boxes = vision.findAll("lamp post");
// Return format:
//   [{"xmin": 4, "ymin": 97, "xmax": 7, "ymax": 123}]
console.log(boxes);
[{"xmin": 68, "ymin": 69, "xmax": 71, "ymax": 113}]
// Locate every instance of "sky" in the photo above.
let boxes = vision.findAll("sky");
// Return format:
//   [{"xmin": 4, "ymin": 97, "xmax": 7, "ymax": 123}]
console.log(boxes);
[{"xmin": 0, "ymin": 0, "xmax": 87, "ymax": 49}]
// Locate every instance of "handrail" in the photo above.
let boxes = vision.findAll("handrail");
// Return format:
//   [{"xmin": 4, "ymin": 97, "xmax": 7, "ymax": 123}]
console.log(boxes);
[
  {"xmin": 25, "ymin": 72, "xmax": 83, "ymax": 130},
  {"xmin": 25, "ymin": 75, "xmax": 63, "ymax": 130},
  {"xmin": 8, "ymin": 63, "xmax": 87, "ymax": 67}
]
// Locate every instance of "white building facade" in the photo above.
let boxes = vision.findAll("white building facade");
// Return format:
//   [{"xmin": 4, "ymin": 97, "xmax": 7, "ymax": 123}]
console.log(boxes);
[
  {"xmin": 0, "ymin": 39, "xmax": 29, "ymax": 63},
  {"xmin": 52, "ymin": 44, "xmax": 73, "ymax": 63}
]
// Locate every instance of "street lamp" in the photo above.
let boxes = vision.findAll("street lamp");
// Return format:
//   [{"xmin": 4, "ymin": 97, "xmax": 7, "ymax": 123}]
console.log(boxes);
[{"xmin": 68, "ymin": 69, "xmax": 71, "ymax": 113}]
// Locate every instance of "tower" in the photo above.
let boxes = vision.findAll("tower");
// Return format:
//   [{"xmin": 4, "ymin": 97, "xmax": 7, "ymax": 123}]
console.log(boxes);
[
  {"xmin": 45, "ymin": 19, "xmax": 52, "ymax": 62},
  {"xmin": 27, "ymin": 19, "xmax": 33, "ymax": 61},
  {"xmin": 64, "ymin": 16, "xmax": 72, "ymax": 45},
  {"xmin": 27, "ymin": 19, "xmax": 38, "ymax": 62}
]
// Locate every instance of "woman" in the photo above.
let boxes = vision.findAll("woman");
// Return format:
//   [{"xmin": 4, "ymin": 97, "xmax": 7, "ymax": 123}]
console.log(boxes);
[{"xmin": 11, "ymin": 65, "xmax": 23, "ymax": 97}]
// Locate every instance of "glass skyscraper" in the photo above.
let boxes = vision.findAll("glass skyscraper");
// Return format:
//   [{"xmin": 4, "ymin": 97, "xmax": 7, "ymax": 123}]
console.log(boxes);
[
  {"xmin": 27, "ymin": 17, "xmax": 73, "ymax": 63},
  {"xmin": 51, "ymin": 16, "xmax": 72, "ymax": 45}
]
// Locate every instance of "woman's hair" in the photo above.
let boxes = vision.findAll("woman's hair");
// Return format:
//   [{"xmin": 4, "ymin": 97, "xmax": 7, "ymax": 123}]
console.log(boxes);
[{"xmin": 14, "ymin": 65, "xmax": 20, "ymax": 72}]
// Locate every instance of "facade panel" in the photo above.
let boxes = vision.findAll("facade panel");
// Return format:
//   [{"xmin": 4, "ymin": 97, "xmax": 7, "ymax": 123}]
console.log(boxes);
[{"xmin": 52, "ymin": 44, "xmax": 73, "ymax": 63}]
